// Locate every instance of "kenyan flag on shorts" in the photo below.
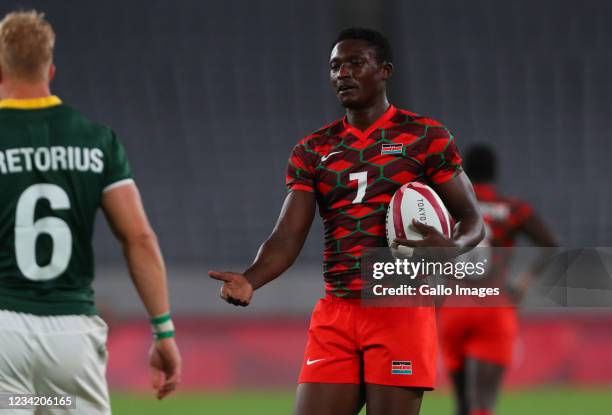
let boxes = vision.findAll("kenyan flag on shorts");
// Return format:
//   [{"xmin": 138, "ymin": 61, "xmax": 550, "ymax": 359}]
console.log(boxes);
[{"xmin": 391, "ymin": 361, "xmax": 412, "ymax": 375}]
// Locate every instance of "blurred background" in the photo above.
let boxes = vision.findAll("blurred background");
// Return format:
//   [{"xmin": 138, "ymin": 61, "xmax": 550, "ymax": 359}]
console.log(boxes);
[{"xmin": 2, "ymin": 0, "xmax": 611, "ymax": 413}]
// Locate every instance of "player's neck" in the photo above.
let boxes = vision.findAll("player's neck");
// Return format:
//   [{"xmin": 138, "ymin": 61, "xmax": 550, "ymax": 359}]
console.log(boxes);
[
  {"xmin": 345, "ymin": 97, "xmax": 390, "ymax": 131},
  {"xmin": 0, "ymin": 80, "xmax": 52, "ymax": 101}
]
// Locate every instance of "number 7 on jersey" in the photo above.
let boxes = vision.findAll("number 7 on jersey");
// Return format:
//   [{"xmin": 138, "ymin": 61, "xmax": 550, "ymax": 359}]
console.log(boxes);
[{"xmin": 349, "ymin": 171, "xmax": 367, "ymax": 204}]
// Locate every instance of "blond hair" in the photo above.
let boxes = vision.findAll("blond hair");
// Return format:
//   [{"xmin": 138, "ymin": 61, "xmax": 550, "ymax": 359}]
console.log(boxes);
[{"xmin": 0, "ymin": 10, "xmax": 55, "ymax": 82}]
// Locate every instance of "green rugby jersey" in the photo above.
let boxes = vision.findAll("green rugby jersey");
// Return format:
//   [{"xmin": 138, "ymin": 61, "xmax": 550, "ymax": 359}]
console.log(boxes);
[{"xmin": 0, "ymin": 96, "xmax": 132, "ymax": 316}]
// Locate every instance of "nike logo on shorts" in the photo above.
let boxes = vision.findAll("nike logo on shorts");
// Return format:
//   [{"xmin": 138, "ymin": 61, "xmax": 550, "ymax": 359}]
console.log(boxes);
[
  {"xmin": 306, "ymin": 358, "xmax": 325, "ymax": 366},
  {"xmin": 321, "ymin": 151, "xmax": 342, "ymax": 162}
]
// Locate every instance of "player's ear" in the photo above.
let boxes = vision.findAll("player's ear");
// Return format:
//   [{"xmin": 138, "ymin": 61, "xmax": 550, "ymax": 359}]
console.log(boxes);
[
  {"xmin": 381, "ymin": 62, "xmax": 393, "ymax": 81},
  {"xmin": 48, "ymin": 63, "xmax": 56, "ymax": 83}
]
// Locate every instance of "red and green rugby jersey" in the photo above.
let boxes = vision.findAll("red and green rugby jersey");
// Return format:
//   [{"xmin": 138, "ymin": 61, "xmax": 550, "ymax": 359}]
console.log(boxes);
[
  {"xmin": 474, "ymin": 183, "xmax": 533, "ymax": 247},
  {"xmin": 0, "ymin": 96, "xmax": 132, "ymax": 316},
  {"xmin": 286, "ymin": 105, "xmax": 462, "ymax": 297}
]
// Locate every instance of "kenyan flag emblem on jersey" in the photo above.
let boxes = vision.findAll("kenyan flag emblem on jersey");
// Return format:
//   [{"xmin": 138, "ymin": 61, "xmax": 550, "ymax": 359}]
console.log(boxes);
[
  {"xmin": 391, "ymin": 360, "xmax": 413, "ymax": 375},
  {"xmin": 381, "ymin": 143, "xmax": 403, "ymax": 154}
]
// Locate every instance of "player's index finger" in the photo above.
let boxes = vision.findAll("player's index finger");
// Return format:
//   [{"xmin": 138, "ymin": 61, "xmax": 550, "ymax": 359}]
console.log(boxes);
[
  {"xmin": 393, "ymin": 237, "xmax": 424, "ymax": 247},
  {"xmin": 410, "ymin": 219, "xmax": 433, "ymax": 232},
  {"xmin": 208, "ymin": 271, "xmax": 231, "ymax": 282},
  {"xmin": 411, "ymin": 218, "xmax": 430, "ymax": 228}
]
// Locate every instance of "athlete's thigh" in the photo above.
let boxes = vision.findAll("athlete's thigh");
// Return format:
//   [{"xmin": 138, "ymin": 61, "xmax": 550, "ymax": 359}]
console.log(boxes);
[
  {"xmin": 465, "ymin": 357, "xmax": 505, "ymax": 412},
  {"xmin": 294, "ymin": 383, "xmax": 364, "ymax": 415},
  {"xmin": 298, "ymin": 298, "xmax": 361, "ymax": 384},
  {"xmin": 365, "ymin": 383, "xmax": 424, "ymax": 415},
  {"xmin": 362, "ymin": 306, "xmax": 437, "ymax": 389},
  {"xmin": 438, "ymin": 307, "xmax": 472, "ymax": 375},
  {"xmin": 0, "ymin": 311, "xmax": 36, "ymax": 415},
  {"xmin": 464, "ymin": 307, "xmax": 517, "ymax": 367},
  {"xmin": 0, "ymin": 330, "xmax": 35, "ymax": 394},
  {"xmin": 0, "ymin": 312, "xmax": 37, "ymax": 415},
  {"xmin": 34, "ymin": 316, "xmax": 110, "ymax": 415}
]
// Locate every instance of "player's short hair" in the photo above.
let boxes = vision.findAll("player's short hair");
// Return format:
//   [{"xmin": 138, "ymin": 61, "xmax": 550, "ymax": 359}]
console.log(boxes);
[
  {"xmin": 464, "ymin": 144, "xmax": 497, "ymax": 183},
  {"xmin": 0, "ymin": 10, "xmax": 55, "ymax": 82},
  {"xmin": 333, "ymin": 28, "xmax": 393, "ymax": 64}
]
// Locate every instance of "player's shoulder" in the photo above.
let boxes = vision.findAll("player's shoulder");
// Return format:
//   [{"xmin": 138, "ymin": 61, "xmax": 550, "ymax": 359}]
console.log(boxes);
[
  {"xmin": 59, "ymin": 105, "xmax": 115, "ymax": 141},
  {"xmin": 496, "ymin": 195, "xmax": 534, "ymax": 227},
  {"xmin": 485, "ymin": 190, "xmax": 533, "ymax": 218},
  {"xmin": 505, "ymin": 195, "xmax": 532, "ymax": 212},
  {"xmin": 0, "ymin": 103, "xmax": 116, "ymax": 146},
  {"xmin": 394, "ymin": 107, "xmax": 446, "ymax": 127},
  {"xmin": 487, "ymin": 187, "xmax": 527, "ymax": 208},
  {"xmin": 295, "ymin": 118, "xmax": 344, "ymax": 149},
  {"xmin": 393, "ymin": 107, "xmax": 453, "ymax": 140}
]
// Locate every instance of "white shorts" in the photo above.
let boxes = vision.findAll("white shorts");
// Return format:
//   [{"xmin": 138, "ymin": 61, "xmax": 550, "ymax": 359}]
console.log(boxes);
[{"xmin": 0, "ymin": 309, "xmax": 110, "ymax": 415}]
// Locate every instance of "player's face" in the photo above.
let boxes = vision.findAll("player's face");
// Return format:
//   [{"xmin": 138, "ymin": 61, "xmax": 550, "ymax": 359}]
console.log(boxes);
[{"xmin": 329, "ymin": 39, "xmax": 391, "ymax": 109}]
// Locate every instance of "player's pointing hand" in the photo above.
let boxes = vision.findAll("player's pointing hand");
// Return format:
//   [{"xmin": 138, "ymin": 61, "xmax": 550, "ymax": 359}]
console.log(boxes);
[{"xmin": 209, "ymin": 271, "xmax": 254, "ymax": 306}]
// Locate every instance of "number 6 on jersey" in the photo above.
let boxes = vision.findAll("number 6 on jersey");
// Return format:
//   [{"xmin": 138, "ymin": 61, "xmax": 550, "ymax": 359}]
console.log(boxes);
[{"xmin": 15, "ymin": 183, "xmax": 73, "ymax": 281}]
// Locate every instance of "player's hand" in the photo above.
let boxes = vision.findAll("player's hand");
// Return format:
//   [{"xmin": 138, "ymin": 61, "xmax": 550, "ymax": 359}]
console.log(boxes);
[
  {"xmin": 208, "ymin": 271, "xmax": 254, "ymax": 306},
  {"xmin": 392, "ymin": 219, "xmax": 460, "ymax": 260},
  {"xmin": 149, "ymin": 337, "xmax": 181, "ymax": 400}
]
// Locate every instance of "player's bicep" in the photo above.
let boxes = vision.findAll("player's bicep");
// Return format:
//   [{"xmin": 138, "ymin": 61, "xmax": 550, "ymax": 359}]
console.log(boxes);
[
  {"xmin": 102, "ymin": 182, "xmax": 154, "ymax": 243},
  {"xmin": 271, "ymin": 190, "xmax": 316, "ymax": 244},
  {"xmin": 432, "ymin": 172, "xmax": 479, "ymax": 221}
]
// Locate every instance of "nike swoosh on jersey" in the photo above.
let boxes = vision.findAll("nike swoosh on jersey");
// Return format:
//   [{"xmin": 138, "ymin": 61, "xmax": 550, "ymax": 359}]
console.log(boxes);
[
  {"xmin": 321, "ymin": 151, "xmax": 342, "ymax": 162},
  {"xmin": 306, "ymin": 358, "xmax": 326, "ymax": 366}
]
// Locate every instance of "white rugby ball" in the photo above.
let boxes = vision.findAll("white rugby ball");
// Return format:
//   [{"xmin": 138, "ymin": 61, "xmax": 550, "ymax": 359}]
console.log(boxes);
[{"xmin": 386, "ymin": 182, "xmax": 452, "ymax": 258}]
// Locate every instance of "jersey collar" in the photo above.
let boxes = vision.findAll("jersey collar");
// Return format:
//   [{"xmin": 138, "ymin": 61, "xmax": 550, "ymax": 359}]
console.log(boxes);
[
  {"xmin": 0, "ymin": 95, "xmax": 63, "ymax": 110},
  {"xmin": 342, "ymin": 104, "xmax": 397, "ymax": 140}
]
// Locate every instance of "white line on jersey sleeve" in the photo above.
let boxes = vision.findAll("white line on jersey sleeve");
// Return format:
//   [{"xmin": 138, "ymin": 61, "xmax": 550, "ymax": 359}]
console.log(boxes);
[{"xmin": 102, "ymin": 178, "xmax": 135, "ymax": 193}]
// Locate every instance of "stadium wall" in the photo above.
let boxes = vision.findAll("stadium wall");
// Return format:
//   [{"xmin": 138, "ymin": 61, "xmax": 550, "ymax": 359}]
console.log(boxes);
[
  {"xmin": 106, "ymin": 314, "xmax": 612, "ymax": 390},
  {"xmin": 0, "ymin": 0, "xmax": 609, "ymax": 267}
]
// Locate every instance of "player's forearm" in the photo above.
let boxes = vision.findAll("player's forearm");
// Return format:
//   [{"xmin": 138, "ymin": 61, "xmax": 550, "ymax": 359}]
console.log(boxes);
[
  {"xmin": 451, "ymin": 210, "xmax": 485, "ymax": 252},
  {"xmin": 122, "ymin": 231, "xmax": 170, "ymax": 317},
  {"xmin": 243, "ymin": 233, "xmax": 304, "ymax": 290},
  {"xmin": 434, "ymin": 172, "xmax": 485, "ymax": 253}
]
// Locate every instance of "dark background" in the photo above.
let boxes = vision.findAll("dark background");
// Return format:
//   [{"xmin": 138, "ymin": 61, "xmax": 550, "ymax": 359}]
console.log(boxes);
[{"xmin": 2, "ymin": 0, "xmax": 610, "ymax": 265}]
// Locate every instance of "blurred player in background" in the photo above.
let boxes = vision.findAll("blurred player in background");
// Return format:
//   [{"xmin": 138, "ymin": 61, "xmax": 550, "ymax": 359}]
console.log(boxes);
[
  {"xmin": 0, "ymin": 11, "xmax": 181, "ymax": 413},
  {"xmin": 438, "ymin": 144, "xmax": 558, "ymax": 415},
  {"xmin": 210, "ymin": 28, "xmax": 484, "ymax": 415}
]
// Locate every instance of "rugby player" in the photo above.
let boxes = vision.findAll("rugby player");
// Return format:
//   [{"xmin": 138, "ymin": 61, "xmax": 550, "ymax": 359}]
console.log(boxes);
[
  {"xmin": 438, "ymin": 144, "xmax": 558, "ymax": 415},
  {"xmin": 210, "ymin": 28, "xmax": 484, "ymax": 415},
  {"xmin": 0, "ymin": 11, "xmax": 181, "ymax": 413}
]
